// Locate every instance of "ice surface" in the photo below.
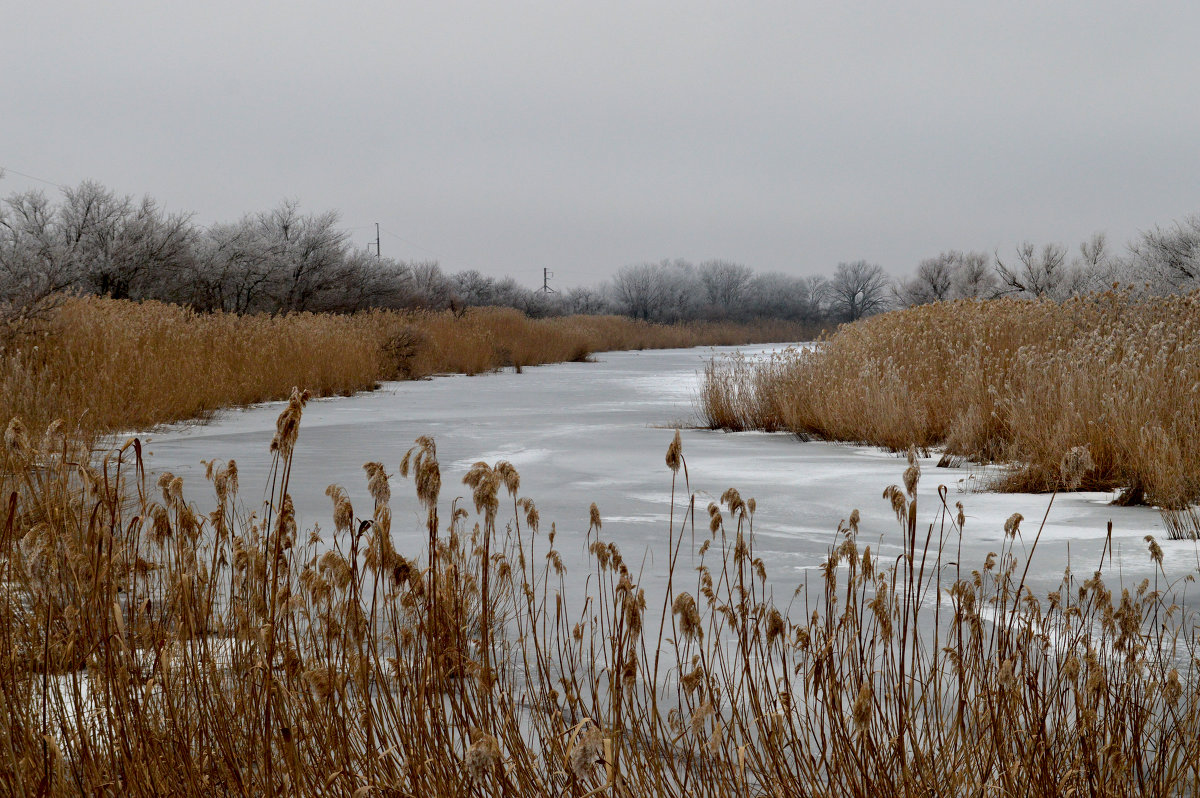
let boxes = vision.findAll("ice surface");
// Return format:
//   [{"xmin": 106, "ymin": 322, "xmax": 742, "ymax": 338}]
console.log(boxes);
[{"xmin": 136, "ymin": 344, "xmax": 1193, "ymax": 608}]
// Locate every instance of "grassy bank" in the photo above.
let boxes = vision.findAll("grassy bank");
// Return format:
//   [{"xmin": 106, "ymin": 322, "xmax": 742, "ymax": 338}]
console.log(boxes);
[
  {"xmin": 1, "ymin": 406, "xmax": 1194, "ymax": 795},
  {"xmin": 0, "ymin": 296, "xmax": 811, "ymax": 440},
  {"xmin": 701, "ymin": 291, "xmax": 1200, "ymax": 508}
]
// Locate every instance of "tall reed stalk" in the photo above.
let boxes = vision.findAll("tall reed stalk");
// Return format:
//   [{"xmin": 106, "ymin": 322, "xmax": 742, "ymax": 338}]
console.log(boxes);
[{"xmin": 2, "ymin": 402, "xmax": 1196, "ymax": 795}]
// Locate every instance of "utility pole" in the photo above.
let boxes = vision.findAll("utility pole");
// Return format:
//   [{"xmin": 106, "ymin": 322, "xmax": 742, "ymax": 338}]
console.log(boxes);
[
  {"xmin": 540, "ymin": 267, "xmax": 557, "ymax": 294},
  {"xmin": 375, "ymin": 222, "xmax": 381, "ymax": 260}
]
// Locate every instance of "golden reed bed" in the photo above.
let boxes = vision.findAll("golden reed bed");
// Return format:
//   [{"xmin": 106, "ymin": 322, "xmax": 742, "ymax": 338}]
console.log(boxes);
[
  {"xmin": 0, "ymin": 295, "xmax": 809, "ymax": 441},
  {"xmin": 702, "ymin": 291, "xmax": 1200, "ymax": 509}
]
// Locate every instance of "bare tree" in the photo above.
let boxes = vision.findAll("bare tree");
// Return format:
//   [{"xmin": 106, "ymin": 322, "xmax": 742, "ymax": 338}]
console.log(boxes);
[
  {"xmin": 897, "ymin": 250, "xmax": 998, "ymax": 305},
  {"xmin": 654, "ymin": 259, "xmax": 701, "ymax": 322},
  {"xmin": 564, "ymin": 286, "xmax": 611, "ymax": 315},
  {"xmin": 255, "ymin": 201, "xmax": 351, "ymax": 312},
  {"xmin": 183, "ymin": 218, "xmax": 278, "ymax": 312},
  {"xmin": 408, "ymin": 261, "xmax": 454, "ymax": 309},
  {"xmin": 452, "ymin": 269, "xmax": 497, "ymax": 307},
  {"xmin": 698, "ymin": 260, "xmax": 753, "ymax": 318},
  {"xmin": 829, "ymin": 260, "xmax": 890, "ymax": 321},
  {"xmin": 994, "ymin": 242, "xmax": 1089, "ymax": 300},
  {"xmin": 895, "ymin": 254, "xmax": 954, "ymax": 306},
  {"xmin": 610, "ymin": 263, "xmax": 663, "ymax": 321},
  {"xmin": 741, "ymin": 272, "xmax": 824, "ymax": 322},
  {"xmin": 806, "ymin": 275, "xmax": 831, "ymax": 314}
]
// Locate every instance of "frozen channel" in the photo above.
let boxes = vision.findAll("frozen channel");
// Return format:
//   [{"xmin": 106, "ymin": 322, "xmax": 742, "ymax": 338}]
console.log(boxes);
[{"xmin": 138, "ymin": 344, "xmax": 1194, "ymax": 607}]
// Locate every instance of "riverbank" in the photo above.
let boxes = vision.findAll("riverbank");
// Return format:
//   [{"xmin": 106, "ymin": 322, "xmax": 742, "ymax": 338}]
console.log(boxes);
[{"xmin": 0, "ymin": 295, "xmax": 815, "ymax": 443}]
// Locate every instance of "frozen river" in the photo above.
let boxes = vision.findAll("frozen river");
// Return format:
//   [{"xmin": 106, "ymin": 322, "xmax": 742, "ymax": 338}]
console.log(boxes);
[{"xmin": 140, "ymin": 344, "xmax": 1192, "ymax": 607}]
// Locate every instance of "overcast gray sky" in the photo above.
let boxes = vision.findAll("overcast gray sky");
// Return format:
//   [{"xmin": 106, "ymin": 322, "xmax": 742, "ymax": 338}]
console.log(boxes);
[{"xmin": 4, "ymin": 1, "xmax": 1199, "ymax": 286}]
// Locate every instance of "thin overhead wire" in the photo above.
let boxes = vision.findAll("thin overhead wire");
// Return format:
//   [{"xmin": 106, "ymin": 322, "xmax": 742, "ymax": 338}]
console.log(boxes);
[
  {"xmin": 0, "ymin": 164, "xmax": 68, "ymax": 190},
  {"xmin": 381, "ymin": 228, "xmax": 443, "ymax": 261}
]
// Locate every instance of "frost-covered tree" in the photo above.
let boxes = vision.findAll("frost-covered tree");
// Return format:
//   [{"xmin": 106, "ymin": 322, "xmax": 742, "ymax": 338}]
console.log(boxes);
[
  {"xmin": 59, "ymin": 183, "xmax": 195, "ymax": 300},
  {"xmin": 897, "ymin": 250, "xmax": 997, "ymax": 306},
  {"xmin": 1128, "ymin": 216, "xmax": 1200, "ymax": 294},
  {"xmin": 254, "ymin": 201, "xmax": 351, "ymax": 312},
  {"xmin": 993, "ymin": 242, "xmax": 1095, "ymax": 300},
  {"xmin": 452, "ymin": 269, "xmax": 497, "ymax": 307},
  {"xmin": 993, "ymin": 238, "xmax": 1124, "ymax": 301},
  {"xmin": 323, "ymin": 252, "xmax": 415, "ymax": 313},
  {"xmin": 564, "ymin": 286, "xmax": 611, "ymax": 315},
  {"xmin": 698, "ymin": 260, "xmax": 753, "ymax": 318},
  {"xmin": 742, "ymin": 272, "xmax": 825, "ymax": 322},
  {"xmin": 0, "ymin": 190, "xmax": 74, "ymax": 334},
  {"xmin": 1, "ymin": 182, "xmax": 196, "ymax": 331},
  {"xmin": 654, "ymin": 259, "xmax": 702, "ymax": 323},
  {"xmin": 610, "ymin": 262, "xmax": 664, "ymax": 321},
  {"xmin": 950, "ymin": 251, "xmax": 997, "ymax": 299},
  {"xmin": 183, "ymin": 218, "xmax": 276, "ymax": 312},
  {"xmin": 1069, "ymin": 233, "xmax": 1129, "ymax": 294},
  {"xmin": 408, "ymin": 261, "xmax": 454, "ymax": 309},
  {"xmin": 0, "ymin": 182, "xmax": 195, "ymax": 305}
]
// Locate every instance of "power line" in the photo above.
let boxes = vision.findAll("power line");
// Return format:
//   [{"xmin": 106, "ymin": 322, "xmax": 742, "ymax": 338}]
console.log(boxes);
[
  {"xmin": 0, "ymin": 164, "xmax": 67, "ymax": 189},
  {"xmin": 380, "ymin": 228, "xmax": 442, "ymax": 261}
]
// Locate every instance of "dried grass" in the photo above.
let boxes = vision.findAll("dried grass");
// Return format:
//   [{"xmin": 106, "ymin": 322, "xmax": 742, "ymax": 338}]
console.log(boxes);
[
  {"xmin": 701, "ymin": 291, "xmax": 1200, "ymax": 508},
  {"xmin": 0, "ymin": 296, "xmax": 811, "ymax": 443},
  {"xmin": 2, "ymin": 405, "xmax": 1197, "ymax": 795}
]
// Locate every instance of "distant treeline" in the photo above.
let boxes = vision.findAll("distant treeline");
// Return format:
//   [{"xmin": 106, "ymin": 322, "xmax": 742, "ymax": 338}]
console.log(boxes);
[
  {"xmin": 0, "ymin": 181, "xmax": 837, "ymax": 330},
  {"xmin": 3, "ymin": 178, "xmax": 1199, "ymax": 335},
  {"xmin": 893, "ymin": 226, "xmax": 1200, "ymax": 308}
]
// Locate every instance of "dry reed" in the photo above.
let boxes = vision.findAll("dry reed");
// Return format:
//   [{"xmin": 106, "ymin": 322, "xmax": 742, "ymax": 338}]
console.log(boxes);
[
  {"xmin": 0, "ymin": 296, "xmax": 811, "ymax": 444},
  {"xmin": 702, "ymin": 291, "xmax": 1200, "ymax": 508},
  {"xmin": 2, "ymin": 402, "xmax": 1197, "ymax": 795}
]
